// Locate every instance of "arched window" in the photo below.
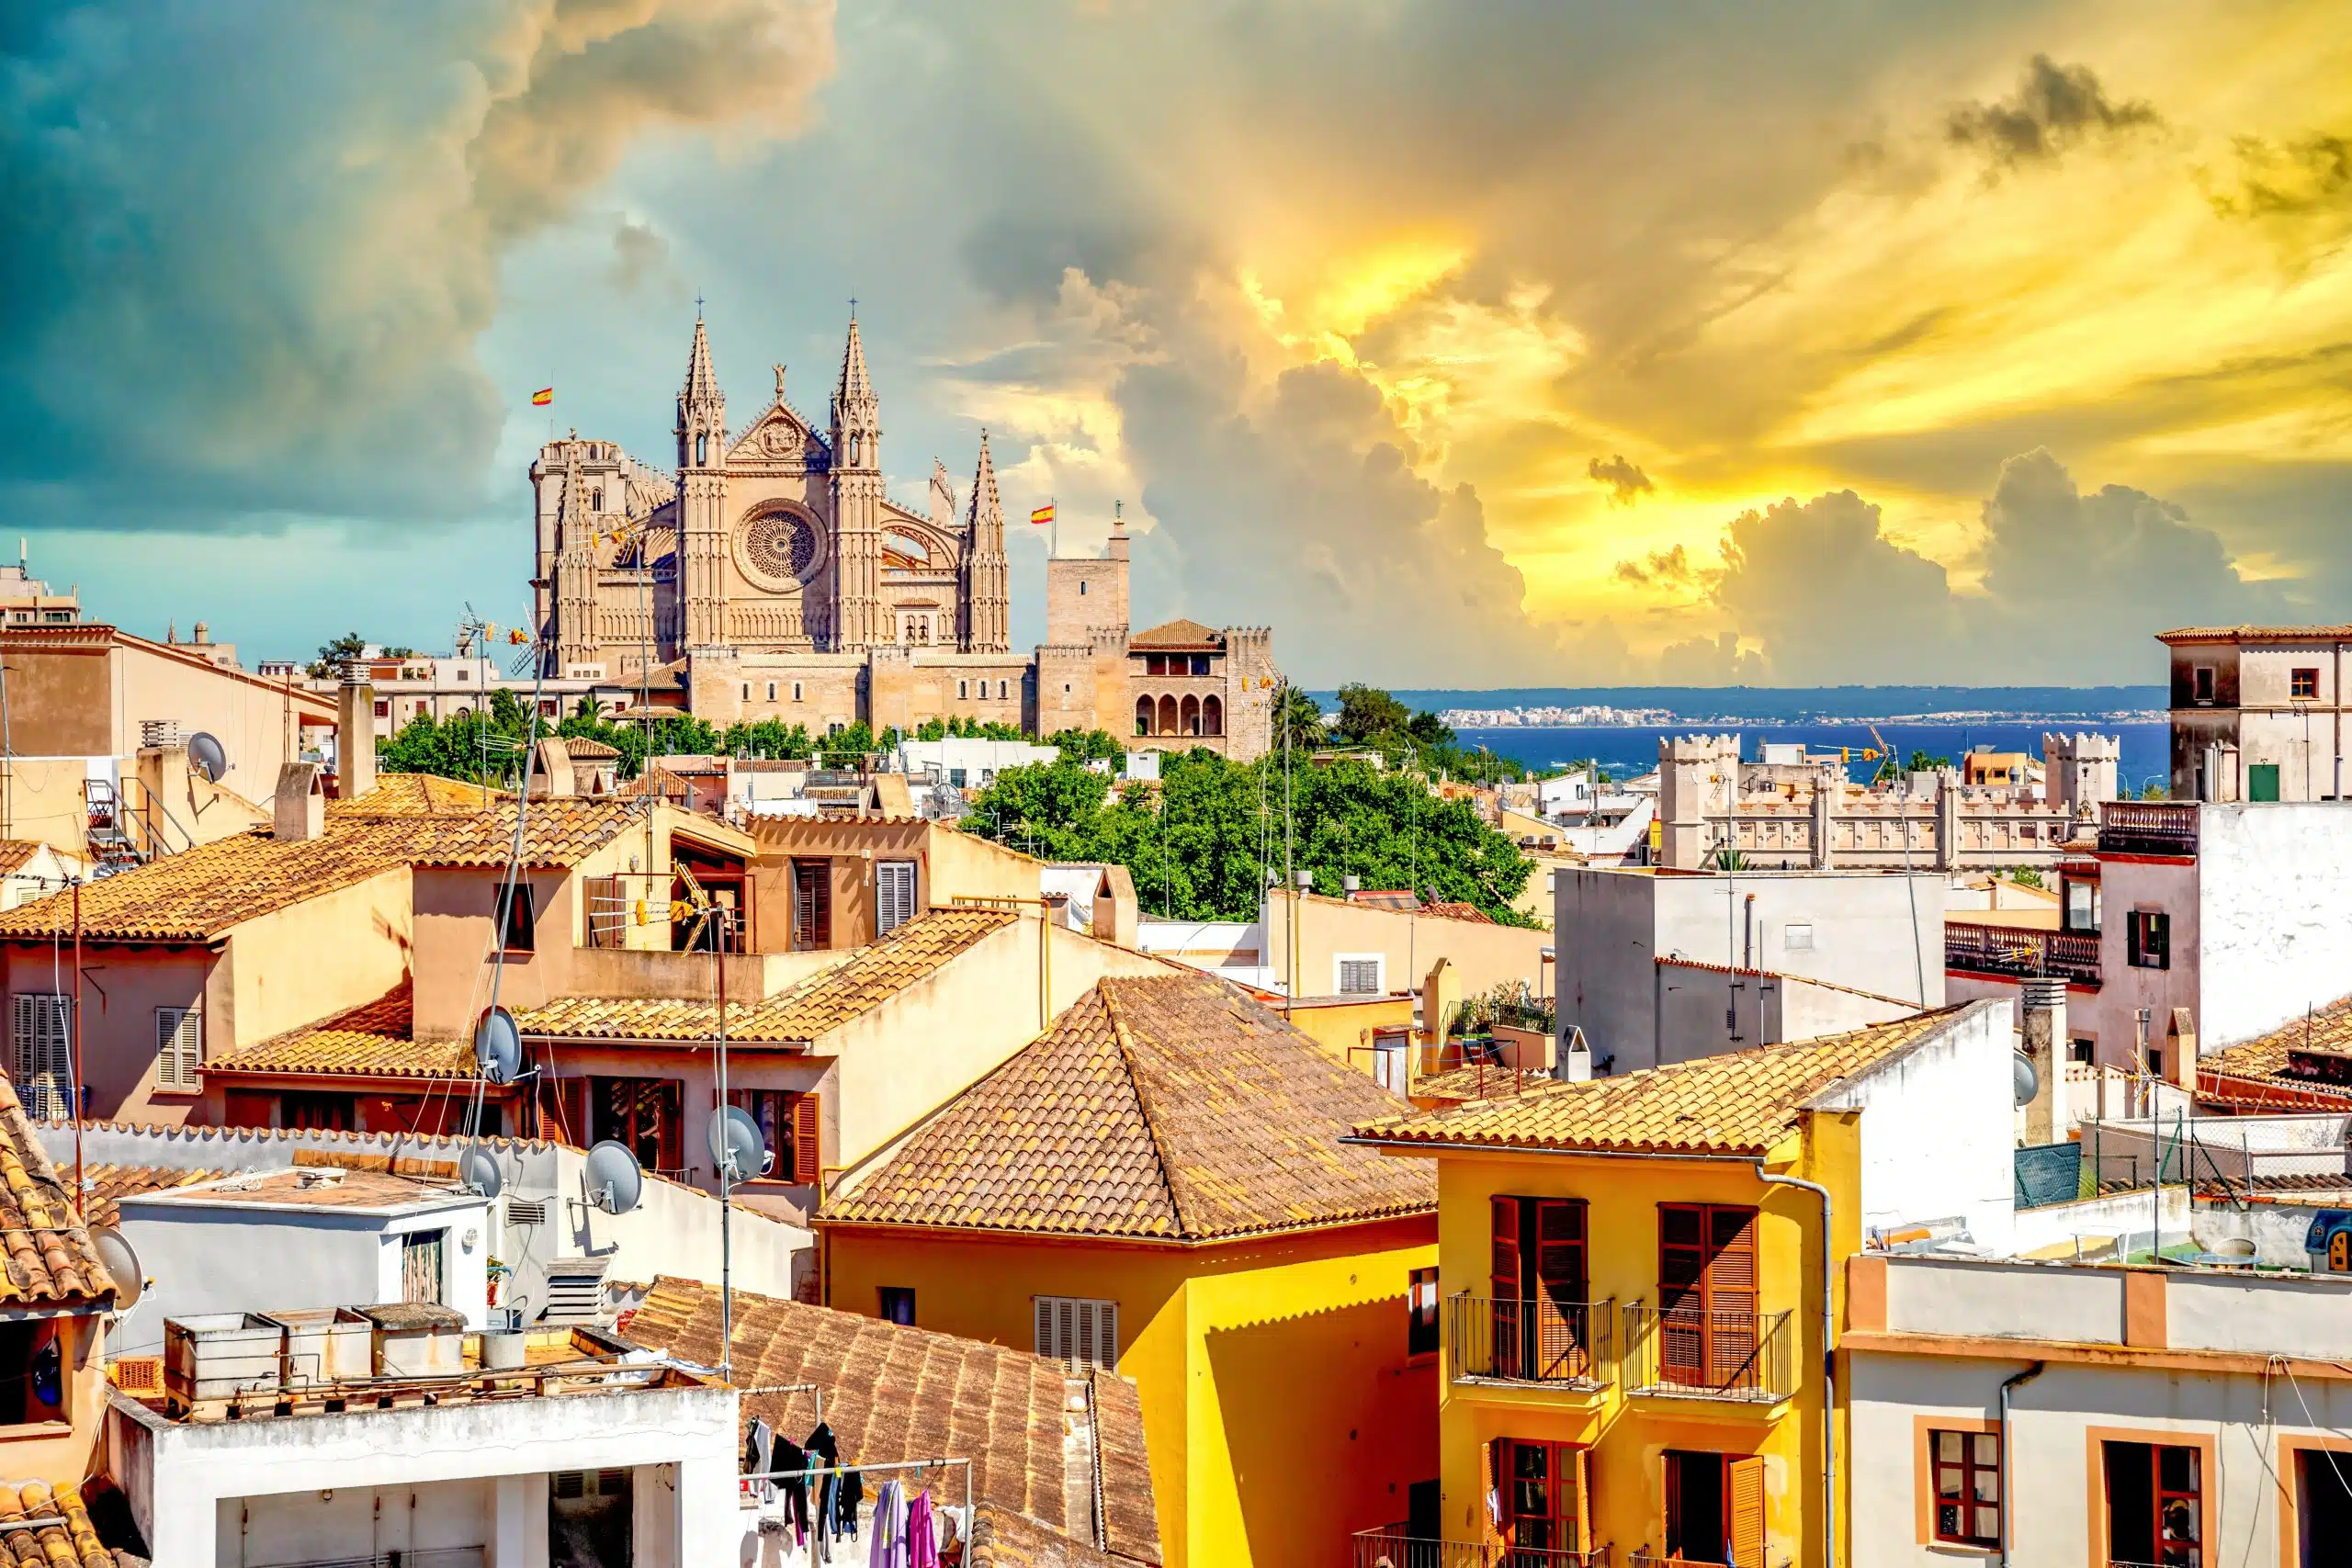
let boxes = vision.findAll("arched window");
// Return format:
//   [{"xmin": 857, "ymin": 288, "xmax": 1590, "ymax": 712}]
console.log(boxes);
[
  {"xmin": 1204, "ymin": 694, "xmax": 1224, "ymax": 736},
  {"xmin": 1157, "ymin": 694, "xmax": 1179, "ymax": 735},
  {"xmin": 1181, "ymin": 695, "xmax": 1201, "ymax": 736},
  {"xmin": 1136, "ymin": 696, "xmax": 1153, "ymax": 737},
  {"xmin": 695, "ymin": 433, "xmax": 707, "ymax": 466}
]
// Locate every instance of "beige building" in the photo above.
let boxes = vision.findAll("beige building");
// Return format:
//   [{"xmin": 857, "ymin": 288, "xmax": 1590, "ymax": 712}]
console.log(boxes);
[
  {"xmin": 2162, "ymin": 624, "xmax": 2352, "ymax": 802},
  {"xmin": 530, "ymin": 310, "xmax": 1277, "ymax": 758}
]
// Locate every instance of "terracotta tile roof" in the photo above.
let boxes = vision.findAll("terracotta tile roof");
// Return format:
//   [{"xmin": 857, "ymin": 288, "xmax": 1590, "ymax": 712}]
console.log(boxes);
[
  {"xmin": 1419, "ymin": 900, "xmax": 1496, "ymax": 924},
  {"xmin": 138, "ymin": 1166, "xmax": 463, "ymax": 1213},
  {"xmin": 0, "ymin": 1480, "xmax": 112, "ymax": 1568},
  {"xmin": 823, "ymin": 974, "xmax": 1435, "ymax": 1242},
  {"xmin": 2197, "ymin": 996, "xmax": 2352, "ymax": 1107},
  {"xmin": 331, "ymin": 773, "xmax": 511, "ymax": 817},
  {"xmin": 0, "ymin": 798, "xmax": 643, "ymax": 944},
  {"xmin": 624, "ymin": 1277, "xmax": 1159, "ymax": 1565},
  {"xmin": 1351, "ymin": 1006, "xmax": 1976, "ymax": 1156},
  {"xmin": 561, "ymin": 738, "xmax": 622, "ymax": 759},
  {"xmin": 84, "ymin": 1164, "xmax": 227, "ymax": 1224},
  {"xmin": 0, "ymin": 841, "xmax": 43, "ymax": 876},
  {"xmin": 1409, "ymin": 1061, "xmax": 1554, "ymax": 1104},
  {"xmin": 1126, "ymin": 618, "xmax": 1221, "ymax": 649},
  {"xmin": 2156, "ymin": 625, "xmax": 2352, "ymax": 643},
  {"xmin": 515, "ymin": 908, "xmax": 1015, "ymax": 1045},
  {"xmin": 0, "ymin": 1077, "xmax": 112, "ymax": 1306},
  {"xmin": 207, "ymin": 980, "xmax": 474, "ymax": 1081}
]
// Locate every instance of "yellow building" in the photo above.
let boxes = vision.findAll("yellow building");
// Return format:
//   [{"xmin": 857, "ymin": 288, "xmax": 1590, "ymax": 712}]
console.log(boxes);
[
  {"xmin": 817, "ymin": 973, "xmax": 1440, "ymax": 1568},
  {"xmin": 1347, "ymin": 1004, "xmax": 2010, "ymax": 1567}
]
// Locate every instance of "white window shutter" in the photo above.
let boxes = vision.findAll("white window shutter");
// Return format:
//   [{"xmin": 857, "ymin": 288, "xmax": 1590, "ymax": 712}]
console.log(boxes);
[
  {"xmin": 878, "ymin": 862, "xmax": 917, "ymax": 934},
  {"xmin": 1034, "ymin": 1295, "xmax": 1118, "ymax": 1373},
  {"xmin": 155, "ymin": 1007, "xmax": 202, "ymax": 1092},
  {"xmin": 12, "ymin": 995, "xmax": 71, "ymax": 1120}
]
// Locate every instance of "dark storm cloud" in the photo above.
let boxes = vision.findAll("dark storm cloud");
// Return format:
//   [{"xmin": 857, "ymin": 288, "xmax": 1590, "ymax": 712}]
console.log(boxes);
[
  {"xmin": 1946, "ymin": 53, "xmax": 2160, "ymax": 167},
  {"xmin": 1588, "ymin": 454, "xmax": 1655, "ymax": 505},
  {"xmin": 0, "ymin": 0, "xmax": 833, "ymax": 531},
  {"xmin": 1614, "ymin": 545, "xmax": 1696, "ymax": 589}
]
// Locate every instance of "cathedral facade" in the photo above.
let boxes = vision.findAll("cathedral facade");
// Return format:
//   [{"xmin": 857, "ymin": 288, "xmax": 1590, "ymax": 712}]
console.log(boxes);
[{"xmin": 529, "ymin": 313, "xmax": 1276, "ymax": 760}]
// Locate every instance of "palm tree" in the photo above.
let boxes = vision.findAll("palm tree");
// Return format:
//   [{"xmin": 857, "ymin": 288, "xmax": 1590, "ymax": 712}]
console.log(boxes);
[{"xmin": 1272, "ymin": 683, "xmax": 1329, "ymax": 750}]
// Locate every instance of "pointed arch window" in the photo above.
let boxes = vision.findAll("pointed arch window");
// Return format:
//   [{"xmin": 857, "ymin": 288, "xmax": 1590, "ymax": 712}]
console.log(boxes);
[{"xmin": 695, "ymin": 434, "xmax": 707, "ymax": 466}]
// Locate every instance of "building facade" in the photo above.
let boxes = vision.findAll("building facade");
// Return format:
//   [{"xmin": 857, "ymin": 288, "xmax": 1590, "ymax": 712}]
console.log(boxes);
[
  {"xmin": 530, "ymin": 310, "xmax": 1277, "ymax": 758},
  {"xmin": 2162, "ymin": 624, "xmax": 2352, "ymax": 802}
]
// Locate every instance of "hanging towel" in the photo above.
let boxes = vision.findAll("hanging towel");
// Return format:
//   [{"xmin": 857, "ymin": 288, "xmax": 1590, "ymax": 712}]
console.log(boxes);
[
  {"xmin": 866, "ymin": 1478, "xmax": 900, "ymax": 1568},
  {"xmin": 906, "ymin": 1490, "xmax": 938, "ymax": 1568},
  {"xmin": 745, "ymin": 1417, "xmax": 776, "ymax": 1501}
]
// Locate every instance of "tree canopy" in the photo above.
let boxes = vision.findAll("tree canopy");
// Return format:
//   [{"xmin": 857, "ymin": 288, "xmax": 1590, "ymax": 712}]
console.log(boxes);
[{"xmin": 962, "ymin": 748, "xmax": 1536, "ymax": 924}]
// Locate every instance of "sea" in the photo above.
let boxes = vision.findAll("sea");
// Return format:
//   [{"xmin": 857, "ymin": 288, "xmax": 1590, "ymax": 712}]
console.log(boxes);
[{"xmin": 1448, "ymin": 722, "xmax": 2169, "ymax": 792}]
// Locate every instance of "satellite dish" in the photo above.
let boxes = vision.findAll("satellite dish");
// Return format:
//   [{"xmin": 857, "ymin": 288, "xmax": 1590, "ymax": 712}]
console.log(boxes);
[
  {"xmin": 187, "ymin": 732, "xmax": 229, "ymax": 783},
  {"xmin": 2013, "ymin": 1051, "xmax": 2041, "ymax": 1108},
  {"xmin": 458, "ymin": 1145, "xmax": 504, "ymax": 1200},
  {"xmin": 583, "ymin": 1140, "xmax": 644, "ymax": 1216},
  {"xmin": 707, "ymin": 1105, "xmax": 772, "ymax": 1182},
  {"xmin": 92, "ymin": 1227, "xmax": 143, "ymax": 1309},
  {"xmin": 473, "ymin": 1008, "xmax": 522, "ymax": 1086}
]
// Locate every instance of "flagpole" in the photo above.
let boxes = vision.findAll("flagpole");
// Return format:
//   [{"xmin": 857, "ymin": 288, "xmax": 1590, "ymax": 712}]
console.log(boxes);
[{"xmin": 1051, "ymin": 495, "xmax": 1059, "ymax": 562}]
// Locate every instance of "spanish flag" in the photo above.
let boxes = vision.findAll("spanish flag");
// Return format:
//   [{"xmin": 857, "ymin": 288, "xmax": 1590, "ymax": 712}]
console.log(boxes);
[
  {"xmin": 1030, "ymin": 503, "xmax": 1054, "ymax": 526},
  {"xmin": 531, "ymin": 388, "xmax": 555, "ymax": 406}
]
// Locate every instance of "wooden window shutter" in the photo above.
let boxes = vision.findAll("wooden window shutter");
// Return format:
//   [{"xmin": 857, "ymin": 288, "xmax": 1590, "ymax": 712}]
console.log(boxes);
[
  {"xmin": 1728, "ymin": 1455, "xmax": 1766, "ymax": 1567},
  {"xmin": 1704, "ymin": 1207, "xmax": 1761, "ymax": 1384},
  {"xmin": 1034, "ymin": 1295, "xmax": 1118, "ymax": 1372},
  {"xmin": 154, "ymin": 1007, "xmax": 201, "ymax": 1092},
  {"xmin": 541, "ymin": 1076, "xmax": 590, "ymax": 1145},
  {"xmin": 1658, "ymin": 1202, "xmax": 1707, "ymax": 1384},
  {"xmin": 1490, "ymin": 1196, "xmax": 1523, "ymax": 1377},
  {"xmin": 790, "ymin": 1092, "xmax": 820, "ymax": 1184},
  {"xmin": 12, "ymin": 995, "xmax": 71, "ymax": 1121},
  {"xmin": 1532, "ymin": 1198, "xmax": 1588, "ymax": 1379},
  {"xmin": 877, "ymin": 862, "xmax": 916, "ymax": 934}
]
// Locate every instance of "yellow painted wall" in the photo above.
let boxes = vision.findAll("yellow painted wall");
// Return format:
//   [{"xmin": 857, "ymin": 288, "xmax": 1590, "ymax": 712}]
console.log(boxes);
[
  {"xmin": 823, "ymin": 1216, "xmax": 1439, "ymax": 1568},
  {"xmin": 1266, "ymin": 891, "xmax": 1550, "ymax": 1001},
  {"xmin": 1427, "ymin": 1115, "xmax": 1858, "ymax": 1566},
  {"xmin": 1277, "ymin": 994, "xmax": 1415, "ymax": 1073}
]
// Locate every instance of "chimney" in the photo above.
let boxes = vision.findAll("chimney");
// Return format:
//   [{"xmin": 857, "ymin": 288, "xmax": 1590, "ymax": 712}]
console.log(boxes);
[
  {"xmin": 535, "ymin": 737, "xmax": 575, "ymax": 797},
  {"xmin": 274, "ymin": 761, "xmax": 325, "ymax": 841},
  {"xmin": 337, "ymin": 663, "xmax": 376, "ymax": 799},
  {"xmin": 2020, "ymin": 976, "xmax": 2068, "ymax": 1144}
]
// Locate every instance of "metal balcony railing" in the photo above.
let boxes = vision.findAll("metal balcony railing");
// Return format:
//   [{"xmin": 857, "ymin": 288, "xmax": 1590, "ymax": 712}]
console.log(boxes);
[
  {"xmin": 1622, "ymin": 1304, "xmax": 1794, "ymax": 1404},
  {"xmin": 1944, "ymin": 921, "xmax": 2101, "ymax": 986},
  {"xmin": 1625, "ymin": 1555, "xmax": 1763, "ymax": 1568},
  {"xmin": 1352, "ymin": 1526, "xmax": 1610, "ymax": 1568},
  {"xmin": 1447, "ymin": 1295, "xmax": 1612, "ymax": 1390},
  {"xmin": 2098, "ymin": 800, "xmax": 2199, "ymax": 858}
]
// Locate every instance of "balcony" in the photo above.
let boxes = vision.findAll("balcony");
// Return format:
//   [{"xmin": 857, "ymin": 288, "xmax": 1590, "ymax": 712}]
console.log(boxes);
[
  {"xmin": 1622, "ymin": 1305, "xmax": 1794, "ymax": 1405},
  {"xmin": 2098, "ymin": 800, "xmax": 2199, "ymax": 858},
  {"xmin": 1447, "ymin": 1296, "xmax": 1613, "ymax": 1391},
  {"xmin": 1944, "ymin": 921, "xmax": 2101, "ymax": 987},
  {"xmin": 1352, "ymin": 1526, "xmax": 1610, "ymax": 1568}
]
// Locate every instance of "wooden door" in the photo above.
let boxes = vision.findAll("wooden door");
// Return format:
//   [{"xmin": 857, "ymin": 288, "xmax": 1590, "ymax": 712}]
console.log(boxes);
[
  {"xmin": 1490, "ymin": 1195, "xmax": 1522, "ymax": 1377},
  {"xmin": 793, "ymin": 859, "xmax": 832, "ymax": 949}
]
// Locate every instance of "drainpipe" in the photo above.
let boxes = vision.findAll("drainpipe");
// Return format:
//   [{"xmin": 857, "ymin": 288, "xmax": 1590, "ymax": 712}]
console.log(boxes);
[
  {"xmin": 1997, "ymin": 1361, "xmax": 2046, "ymax": 1567},
  {"xmin": 1757, "ymin": 1165, "xmax": 1836, "ymax": 1568},
  {"xmin": 2335, "ymin": 642, "xmax": 2344, "ymax": 801}
]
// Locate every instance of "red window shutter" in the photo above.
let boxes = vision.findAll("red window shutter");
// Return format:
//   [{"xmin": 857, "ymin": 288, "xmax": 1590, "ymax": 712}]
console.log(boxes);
[
  {"xmin": 791, "ymin": 1092, "xmax": 820, "ymax": 1184},
  {"xmin": 1491, "ymin": 1196, "xmax": 1523, "ymax": 1377},
  {"xmin": 1658, "ymin": 1203, "xmax": 1707, "ymax": 1383},
  {"xmin": 1532, "ymin": 1198, "xmax": 1589, "ymax": 1380}
]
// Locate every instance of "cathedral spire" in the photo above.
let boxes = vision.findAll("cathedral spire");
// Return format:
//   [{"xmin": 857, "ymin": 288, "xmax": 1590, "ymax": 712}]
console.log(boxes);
[
  {"xmin": 962, "ymin": 429, "xmax": 1010, "ymax": 653},
  {"xmin": 676, "ymin": 311, "xmax": 726, "ymax": 471},
  {"xmin": 967, "ymin": 429, "xmax": 1001, "ymax": 534},
  {"xmin": 683, "ymin": 314, "xmax": 721, "ymax": 414},
  {"xmin": 837, "ymin": 315, "xmax": 874, "ymax": 405}
]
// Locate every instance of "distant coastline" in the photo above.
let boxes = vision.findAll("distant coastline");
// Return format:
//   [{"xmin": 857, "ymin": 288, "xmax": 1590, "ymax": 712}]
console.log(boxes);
[
  {"xmin": 1442, "ymin": 704, "xmax": 2166, "ymax": 728},
  {"xmin": 1310, "ymin": 683, "xmax": 2171, "ymax": 728}
]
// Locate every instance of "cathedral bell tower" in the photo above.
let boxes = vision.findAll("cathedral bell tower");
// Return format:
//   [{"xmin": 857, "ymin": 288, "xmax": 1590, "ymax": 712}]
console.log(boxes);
[
  {"xmin": 963, "ymin": 430, "xmax": 1010, "ymax": 653},
  {"xmin": 830, "ymin": 312, "xmax": 884, "ymax": 652},
  {"xmin": 675, "ymin": 310, "xmax": 729, "ymax": 650}
]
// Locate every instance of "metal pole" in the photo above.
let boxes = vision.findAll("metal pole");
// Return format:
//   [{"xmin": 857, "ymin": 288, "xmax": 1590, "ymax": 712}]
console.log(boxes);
[
  {"xmin": 718, "ymin": 908, "xmax": 732, "ymax": 1382},
  {"xmin": 70, "ymin": 880, "xmax": 82, "ymax": 1201}
]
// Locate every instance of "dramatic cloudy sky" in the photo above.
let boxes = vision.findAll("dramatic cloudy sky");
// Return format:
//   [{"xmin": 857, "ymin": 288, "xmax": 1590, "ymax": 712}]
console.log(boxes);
[{"xmin": 5, "ymin": 1, "xmax": 2347, "ymax": 686}]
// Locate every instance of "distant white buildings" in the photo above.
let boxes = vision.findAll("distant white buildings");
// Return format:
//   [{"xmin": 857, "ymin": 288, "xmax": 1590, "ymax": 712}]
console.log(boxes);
[{"xmin": 1438, "ymin": 704, "xmax": 1674, "ymax": 728}]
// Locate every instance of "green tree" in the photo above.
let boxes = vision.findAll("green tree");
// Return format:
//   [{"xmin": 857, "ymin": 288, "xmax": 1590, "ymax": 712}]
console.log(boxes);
[
  {"xmin": 1334, "ymin": 682, "xmax": 1412, "ymax": 743},
  {"xmin": 309, "ymin": 631, "xmax": 369, "ymax": 678},
  {"xmin": 1050, "ymin": 728, "xmax": 1125, "ymax": 767},
  {"xmin": 1271, "ymin": 685, "xmax": 1329, "ymax": 750}
]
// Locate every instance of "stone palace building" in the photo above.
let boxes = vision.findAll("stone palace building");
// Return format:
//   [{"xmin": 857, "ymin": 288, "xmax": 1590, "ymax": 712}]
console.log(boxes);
[{"xmin": 528, "ymin": 311, "xmax": 1275, "ymax": 759}]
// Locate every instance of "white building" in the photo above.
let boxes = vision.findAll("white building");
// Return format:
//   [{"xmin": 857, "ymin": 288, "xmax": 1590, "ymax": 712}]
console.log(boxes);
[
  {"xmin": 889, "ymin": 735, "xmax": 1060, "ymax": 788},
  {"xmin": 107, "ymin": 1323, "xmax": 736, "ymax": 1568},
  {"xmin": 1847, "ymin": 1249, "xmax": 2352, "ymax": 1564},
  {"xmin": 1555, "ymin": 866, "xmax": 1946, "ymax": 1075}
]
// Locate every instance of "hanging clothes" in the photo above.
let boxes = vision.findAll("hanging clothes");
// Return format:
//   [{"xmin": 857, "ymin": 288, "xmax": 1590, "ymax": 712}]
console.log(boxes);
[
  {"xmin": 774, "ymin": 1436, "xmax": 811, "ymax": 1543},
  {"xmin": 806, "ymin": 1421, "xmax": 839, "ymax": 1467},
  {"xmin": 906, "ymin": 1490, "xmax": 939, "ymax": 1568},
  {"xmin": 745, "ymin": 1417, "xmax": 776, "ymax": 1501},
  {"xmin": 836, "ymin": 1464, "xmax": 865, "ymax": 1540},
  {"xmin": 866, "ymin": 1478, "xmax": 906, "ymax": 1568}
]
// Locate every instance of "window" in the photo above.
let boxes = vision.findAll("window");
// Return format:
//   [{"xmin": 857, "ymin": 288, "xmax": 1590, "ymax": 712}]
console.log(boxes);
[
  {"xmin": 2064, "ymin": 879, "xmax": 2099, "ymax": 933},
  {"xmin": 998, "ymin": 680, "xmax": 1008, "ymax": 701},
  {"xmin": 154, "ymin": 1007, "xmax": 202, "ymax": 1092},
  {"xmin": 958, "ymin": 680, "xmax": 968, "ymax": 700},
  {"xmin": 876, "ymin": 860, "xmax": 917, "ymax": 934},
  {"xmin": 792, "ymin": 682, "xmax": 802, "ymax": 702},
  {"xmin": 1336, "ymin": 954, "xmax": 1384, "ymax": 995},
  {"xmin": 2296, "ymin": 1449, "xmax": 2352, "ymax": 1557},
  {"xmin": 877, "ymin": 1287, "xmax": 916, "ymax": 1325},
  {"xmin": 1079, "ymin": 581, "xmax": 1088, "ymax": 596},
  {"xmin": 1035, "ymin": 1295, "xmax": 1119, "ymax": 1372},
  {"xmin": 2102, "ymin": 1440, "xmax": 2202, "ymax": 1567},
  {"xmin": 400, "ymin": 1229, "xmax": 446, "ymax": 1305},
  {"xmin": 741, "ymin": 682, "xmax": 751, "ymax": 700},
  {"xmin": 2293, "ymin": 667, "xmax": 2321, "ymax": 700},
  {"xmin": 373, "ymin": 700, "xmax": 390, "ymax": 718},
  {"xmin": 1497, "ymin": 1438, "xmax": 1585, "ymax": 1555},
  {"xmin": 1490, "ymin": 1196, "xmax": 1590, "ymax": 1381},
  {"xmin": 730, "ymin": 1088, "xmax": 820, "ymax": 1182},
  {"xmin": 281, "ymin": 1090, "xmax": 355, "ymax": 1132},
  {"xmin": 792, "ymin": 859, "xmax": 832, "ymax": 949},
  {"xmin": 498, "ymin": 883, "xmax": 536, "ymax": 953},
  {"xmin": 1782, "ymin": 922, "xmax": 1815, "ymax": 952},
  {"xmin": 591, "ymin": 1076, "xmax": 683, "ymax": 1173},
  {"xmin": 1408, "ymin": 1267, "xmax": 1440, "ymax": 1358},
  {"xmin": 2127, "ymin": 909, "xmax": 2170, "ymax": 970},
  {"xmin": 9, "ymin": 995, "xmax": 71, "ymax": 1121},
  {"xmin": 1662, "ymin": 1450, "xmax": 1763, "ymax": 1566},
  {"xmin": 2193, "ymin": 665, "xmax": 2216, "ymax": 704},
  {"xmin": 0, "ymin": 1319, "xmax": 66, "ymax": 1427},
  {"xmin": 765, "ymin": 682, "xmax": 776, "ymax": 702},
  {"xmin": 2072, "ymin": 1037, "xmax": 2097, "ymax": 1066},
  {"xmin": 1658, "ymin": 1203, "xmax": 1759, "ymax": 1389},
  {"xmin": 1930, "ymin": 1428, "xmax": 2001, "ymax": 1547},
  {"xmin": 1191, "ymin": 654, "xmax": 1211, "ymax": 675}
]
